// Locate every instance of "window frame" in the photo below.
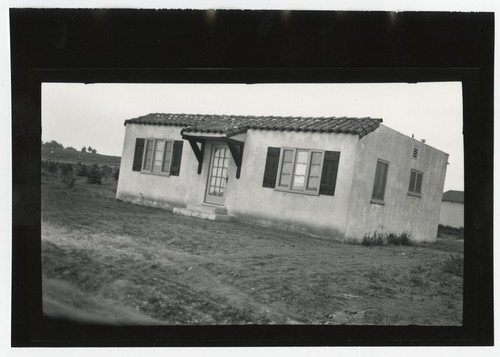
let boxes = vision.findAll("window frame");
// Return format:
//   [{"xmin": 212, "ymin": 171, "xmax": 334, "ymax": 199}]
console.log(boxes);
[
  {"xmin": 408, "ymin": 169, "xmax": 424, "ymax": 197},
  {"xmin": 370, "ymin": 159, "xmax": 389, "ymax": 205},
  {"xmin": 141, "ymin": 138, "xmax": 175, "ymax": 176},
  {"xmin": 274, "ymin": 147, "xmax": 325, "ymax": 196}
]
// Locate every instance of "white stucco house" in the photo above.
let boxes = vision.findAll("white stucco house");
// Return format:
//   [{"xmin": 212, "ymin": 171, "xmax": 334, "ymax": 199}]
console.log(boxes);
[
  {"xmin": 439, "ymin": 190, "xmax": 464, "ymax": 229},
  {"xmin": 116, "ymin": 113, "xmax": 449, "ymax": 242}
]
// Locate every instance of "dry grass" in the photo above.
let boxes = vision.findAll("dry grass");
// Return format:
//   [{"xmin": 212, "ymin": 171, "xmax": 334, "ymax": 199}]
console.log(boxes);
[{"xmin": 41, "ymin": 169, "xmax": 464, "ymax": 325}]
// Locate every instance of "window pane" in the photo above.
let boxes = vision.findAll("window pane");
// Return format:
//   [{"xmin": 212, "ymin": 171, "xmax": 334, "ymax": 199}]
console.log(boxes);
[
  {"xmin": 307, "ymin": 176, "xmax": 320, "ymax": 191},
  {"xmin": 279, "ymin": 173, "xmax": 291, "ymax": 187},
  {"xmin": 309, "ymin": 164, "xmax": 321, "ymax": 177},
  {"xmin": 143, "ymin": 140, "xmax": 154, "ymax": 170},
  {"xmin": 152, "ymin": 140, "xmax": 165, "ymax": 172},
  {"xmin": 293, "ymin": 175, "xmax": 305, "ymax": 188},
  {"xmin": 162, "ymin": 141, "xmax": 173, "ymax": 172},
  {"xmin": 408, "ymin": 171, "xmax": 416, "ymax": 192},
  {"xmin": 296, "ymin": 150, "xmax": 308, "ymax": 163},
  {"xmin": 415, "ymin": 172, "xmax": 423, "ymax": 194},
  {"xmin": 295, "ymin": 162, "xmax": 307, "ymax": 176},
  {"xmin": 283, "ymin": 149, "xmax": 294, "ymax": 162},
  {"xmin": 311, "ymin": 152, "xmax": 322, "ymax": 165},
  {"xmin": 282, "ymin": 162, "xmax": 293, "ymax": 174}
]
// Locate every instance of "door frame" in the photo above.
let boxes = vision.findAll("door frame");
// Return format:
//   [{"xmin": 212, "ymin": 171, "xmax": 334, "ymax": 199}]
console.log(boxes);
[{"xmin": 204, "ymin": 143, "xmax": 230, "ymax": 206}]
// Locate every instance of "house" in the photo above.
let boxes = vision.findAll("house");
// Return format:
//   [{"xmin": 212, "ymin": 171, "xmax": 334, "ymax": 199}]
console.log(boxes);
[
  {"xmin": 116, "ymin": 113, "xmax": 449, "ymax": 242},
  {"xmin": 439, "ymin": 190, "xmax": 464, "ymax": 229}
]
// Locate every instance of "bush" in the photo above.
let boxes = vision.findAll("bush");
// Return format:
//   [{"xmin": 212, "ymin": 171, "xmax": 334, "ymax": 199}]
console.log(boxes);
[
  {"xmin": 113, "ymin": 167, "xmax": 120, "ymax": 181},
  {"xmin": 86, "ymin": 164, "xmax": 103, "ymax": 185},
  {"xmin": 101, "ymin": 165, "xmax": 113, "ymax": 180},
  {"xmin": 60, "ymin": 162, "xmax": 73, "ymax": 176},
  {"xmin": 362, "ymin": 230, "xmax": 413, "ymax": 246},
  {"xmin": 75, "ymin": 162, "xmax": 89, "ymax": 177},
  {"xmin": 442, "ymin": 254, "xmax": 463, "ymax": 277},
  {"xmin": 46, "ymin": 160, "xmax": 58, "ymax": 173},
  {"xmin": 362, "ymin": 230, "xmax": 385, "ymax": 246},
  {"xmin": 386, "ymin": 231, "xmax": 413, "ymax": 246}
]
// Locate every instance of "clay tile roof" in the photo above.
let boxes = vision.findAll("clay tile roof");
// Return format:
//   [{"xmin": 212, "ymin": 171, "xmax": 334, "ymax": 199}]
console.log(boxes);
[
  {"xmin": 124, "ymin": 113, "xmax": 383, "ymax": 138},
  {"xmin": 442, "ymin": 190, "xmax": 464, "ymax": 203}
]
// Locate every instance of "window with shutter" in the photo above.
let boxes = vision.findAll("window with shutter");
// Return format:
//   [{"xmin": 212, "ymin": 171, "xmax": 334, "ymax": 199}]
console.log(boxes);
[
  {"xmin": 319, "ymin": 151, "xmax": 340, "ymax": 196},
  {"xmin": 132, "ymin": 138, "xmax": 145, "ymax": 171},
  {"xmin": 262, "ymin": 147, "xmax": 280, "ymax": 188},
  {"xmin": 170, "ymin": 140, "xmax": 184, "ymax": 176},
  {"xmin": 139, "ymin": 138, "xmax": 182, "ymax": 177}
]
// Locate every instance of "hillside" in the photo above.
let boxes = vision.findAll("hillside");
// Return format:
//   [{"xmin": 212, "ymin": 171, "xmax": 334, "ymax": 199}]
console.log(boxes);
[{"xmin": 42, "ymin": 147, "xmax": 121, "ymax": 167}]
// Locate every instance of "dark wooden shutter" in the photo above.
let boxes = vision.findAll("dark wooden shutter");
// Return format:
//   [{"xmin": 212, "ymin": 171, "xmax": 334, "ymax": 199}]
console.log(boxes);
[
  {"xmin": 262, "ymin": 147, "xmax": 281, "ymax": 188},
  {"xmin": 319, "ymin": 151, "xmax": 340, "ymax": 196},
  {"xmin": 170, "ymin": 140, "xmax": 184, "ymax": 176},
  {"xmin": 132, "ymin": 138, "xmax": 145, "ymax": 171}
]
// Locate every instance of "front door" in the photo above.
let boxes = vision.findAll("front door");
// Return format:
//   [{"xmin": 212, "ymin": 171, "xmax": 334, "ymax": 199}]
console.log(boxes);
[{"xmin": 204, "ymin": 145, "xmax": 230, "ymax": 206}]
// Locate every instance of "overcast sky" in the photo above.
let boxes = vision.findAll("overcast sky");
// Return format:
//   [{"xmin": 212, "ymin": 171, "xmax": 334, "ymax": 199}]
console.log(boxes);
[{"xmin": 42, "ymin": 82, "xmax": 463, "ymax": 191}]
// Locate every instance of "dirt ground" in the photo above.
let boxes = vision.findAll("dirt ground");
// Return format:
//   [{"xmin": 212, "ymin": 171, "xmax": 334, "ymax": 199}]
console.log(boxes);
[{"xmin": 41, "ymin": 170, "xmax": 463, "ymax": 325}]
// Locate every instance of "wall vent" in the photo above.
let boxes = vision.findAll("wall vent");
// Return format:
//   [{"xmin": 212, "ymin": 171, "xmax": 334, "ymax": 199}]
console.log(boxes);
[{"xmin": 413, "ymin": 148, "xmax": 418, "ymax": 159}]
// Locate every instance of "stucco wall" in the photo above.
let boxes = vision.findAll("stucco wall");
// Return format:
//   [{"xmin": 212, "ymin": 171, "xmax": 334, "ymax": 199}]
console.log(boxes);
[
  {"xmin": 224, "ymin": 130, "xmax": 359, "ymax": 239},
  {"xmin": 116, "ymin": 124, "xmax": 211, "ymax": 207},
  {"xmin": 344, "ymin": 125, "xmax": 449, "ymax": 242},
  {"xmin": 439, "ymin": 201, "xmax": 464, "ymax": 228}
]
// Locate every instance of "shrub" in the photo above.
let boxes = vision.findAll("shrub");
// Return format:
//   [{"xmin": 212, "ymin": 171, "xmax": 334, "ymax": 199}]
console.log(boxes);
[
  {"xmin": 442, "ymin": 254, "xmax": 463, "ymax": 277},
  {"xmin": 60, "ymin": 162, "xmax": 73, "ymax": 176},
  {"xmin": 386, "ymin": 231, "xmax": 413, "ymax": 246},
  {"xmin": 113, "ymin": 167, "xmax": 120, "ymax": 181},
  {"xmin": 75, "ymin": 162, "xmax": 89, "ymax": 177},
  {"xmin": 86, "ymin": 164, "xmax": 103, "ymax": 185},
  {"xmin": 362, "ymin": 230, "xmax": 385, "ymax": 246},
  {"xmin": 46, "ymin": 160, "xmax": 58, "ymax": 173},
  {"xmin": 362, "ymin": 230, "xmax": 413, "ymax": 246},
  {"xmin": 101, "ymin": 165, "xmax": 113, "ymax": 180}
]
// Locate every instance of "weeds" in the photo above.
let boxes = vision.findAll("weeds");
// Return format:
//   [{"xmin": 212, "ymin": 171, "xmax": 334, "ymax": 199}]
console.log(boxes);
[
  {"xmin": 362, "ymin": 230, "xmax": 413, "ymax": 246},
  {"xmin": 442, "ymin": 254, "xmax": 463, "ymax": 277},
  {"xmin": 362, "ymin": 230, "xmax": 385, "ymax": 246}
]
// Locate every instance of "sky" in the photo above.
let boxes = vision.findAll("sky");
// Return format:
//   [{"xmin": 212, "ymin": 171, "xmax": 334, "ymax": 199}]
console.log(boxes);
[{"xmin": 42, "ymin": 82, "xmax": 463, "ymax": 191}]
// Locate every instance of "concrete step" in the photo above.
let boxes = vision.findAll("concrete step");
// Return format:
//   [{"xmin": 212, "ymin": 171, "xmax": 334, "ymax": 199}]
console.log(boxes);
[
  {"xmin": 173, "ymin": 205, "xmax": 233, "ymax": 222},
  {"xmin": 186, "ymin": 203, "xmax": 228, "ymax": 215}
]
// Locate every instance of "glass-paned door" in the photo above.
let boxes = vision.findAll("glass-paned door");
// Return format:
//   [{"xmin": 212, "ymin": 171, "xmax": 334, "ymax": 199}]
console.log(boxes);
[{"xmin": 205, "ymin": 145, "xmax": 230, "ymax": 205}]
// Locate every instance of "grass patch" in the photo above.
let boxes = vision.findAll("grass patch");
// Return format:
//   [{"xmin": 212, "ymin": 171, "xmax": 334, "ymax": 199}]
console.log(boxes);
[
  {"xmin": 438, "ymin": 225, "xmax": 464, "ymax": 240},
  {"xmin": 442, "ymin": 254, "xmax": 463, "ymax": 277}
]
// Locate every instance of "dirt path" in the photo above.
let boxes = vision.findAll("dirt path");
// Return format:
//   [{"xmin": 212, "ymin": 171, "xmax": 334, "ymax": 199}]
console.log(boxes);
[{"xmin": 41, "ymin": 172, "xmax": 463, "ymax": 325}]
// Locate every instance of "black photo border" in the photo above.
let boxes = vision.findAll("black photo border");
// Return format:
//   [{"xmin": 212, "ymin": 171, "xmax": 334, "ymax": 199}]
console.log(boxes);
[{"xmin": 10, "ymin": 9, "xmax": 493, "ymax": 346}]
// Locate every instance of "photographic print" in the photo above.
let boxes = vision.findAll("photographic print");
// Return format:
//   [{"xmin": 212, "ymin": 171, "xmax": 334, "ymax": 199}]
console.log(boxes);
[{"xmin": 41, "ymin": 82, "xmax": 464, "ymax": 326}]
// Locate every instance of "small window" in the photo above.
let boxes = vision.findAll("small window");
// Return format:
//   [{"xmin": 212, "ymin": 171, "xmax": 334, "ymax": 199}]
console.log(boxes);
[
  {"xmin": 276, "ymin": 148, "xmax": 324, "ymax": 195},
  {"xmin": 413, "ymin": 148, "xmax": 418, "ymax": 159},
  {"xmin": 408, "ymin": 170, "xmax": 423, "ymax": 195},
  {"xmin": 371, "ymin": 159, "xmax": 389, "ymax": 204},
  {"xmin": 142, "ymin": 138, "xmax": 175, "ymax": 175}
]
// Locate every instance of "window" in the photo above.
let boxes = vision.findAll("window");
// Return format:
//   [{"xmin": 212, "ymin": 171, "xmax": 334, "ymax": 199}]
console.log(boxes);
[
  {"xmin": 276, "ymin": 148, "xmax": 324, "ymax": 194},
  {"xmin": 408, "ymin": 170, "xmax": 423, "ymax": 195},
  {"xmin": 142, "ymin": 138, "xmax": 175, "ymax": 175},
  {"xmin": 132, "ymin": 137, "xmax": 183, "ymax": 176},
  {"xmin": 263, "ymin": 147, "xmax": 340, "ymax": 196},
  {"xmin": 371, "ymin": 159, "xmax": 389, "ymax": 203}
]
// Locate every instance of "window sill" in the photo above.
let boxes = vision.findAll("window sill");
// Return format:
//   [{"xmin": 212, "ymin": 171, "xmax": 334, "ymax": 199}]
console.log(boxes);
[
  {"xmin": 370, "ymin": 199, "xmax": 385, "ymax": 205},
  {"xmin": 140, "ymin": 171, "xmax": 171, "ymax": 177},
  {"xmin": 275, "ymin": 187, "xmax": 320, "ymax": 196},
  {"xmin": 407, "ymin": 192, "xmax": 422, "ymax": 198}
]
